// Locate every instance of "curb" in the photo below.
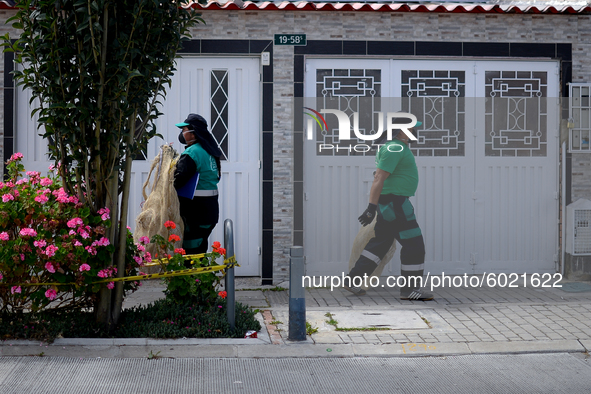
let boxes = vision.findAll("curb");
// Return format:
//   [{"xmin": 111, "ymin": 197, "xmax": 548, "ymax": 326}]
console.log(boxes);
[{"xmin": 1, "ymin": 339, "xmax": 587, "ymax": 359}]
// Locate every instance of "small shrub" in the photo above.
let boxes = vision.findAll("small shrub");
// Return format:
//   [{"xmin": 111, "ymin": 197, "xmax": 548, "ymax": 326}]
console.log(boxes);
[
  {"xmin": 0, "ymin": 298, "xmax": 261, "ymax": 342},
  {"xmin": 148, "ymin": 221, "xmax": 227, "ymax": 306},
  {"xmin": 0, "ymin": 154, "xmax": 145, "ymax": 313}
]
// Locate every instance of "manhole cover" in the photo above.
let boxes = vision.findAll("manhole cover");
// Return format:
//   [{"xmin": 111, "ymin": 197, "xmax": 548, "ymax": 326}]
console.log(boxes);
[{"xmin": 331, "ymin": 310, "xmax": 428, "ymax": 329}]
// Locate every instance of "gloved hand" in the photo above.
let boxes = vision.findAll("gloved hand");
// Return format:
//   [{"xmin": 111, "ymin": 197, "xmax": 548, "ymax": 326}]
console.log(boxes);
[{"xmin": 358, "ymin": 203, "xmax": 377, "ymax": 226}]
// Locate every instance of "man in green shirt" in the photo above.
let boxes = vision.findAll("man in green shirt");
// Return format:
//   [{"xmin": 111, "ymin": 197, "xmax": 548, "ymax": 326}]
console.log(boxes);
[{"xmin": 344, "ymin": 123, "xmax": 433, "ymax": 301}]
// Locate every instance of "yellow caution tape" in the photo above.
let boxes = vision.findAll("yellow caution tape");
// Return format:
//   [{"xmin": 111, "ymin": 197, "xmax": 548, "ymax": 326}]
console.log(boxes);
[
  {"xmin": 142, "ymin": 253, "xmax": 209, "ymax": 268},
  {"xmin": 1, "ymin": 256, "xmax": 238, "ymax": 287}
]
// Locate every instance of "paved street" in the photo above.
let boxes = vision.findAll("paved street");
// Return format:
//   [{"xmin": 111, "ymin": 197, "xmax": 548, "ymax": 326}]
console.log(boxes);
[{"xmin": 1, "ymin": 353, "xmax": 591, "ymax": 393}]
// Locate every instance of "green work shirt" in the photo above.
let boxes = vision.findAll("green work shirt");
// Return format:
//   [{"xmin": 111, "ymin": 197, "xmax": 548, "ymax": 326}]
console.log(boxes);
[
  {"xmin": 376, "ymin": 140, "xmax": 419, "ymax": 197},
  {"xmin": 182, "ymin": 143, "xmax": 220, "ymax": 190}
]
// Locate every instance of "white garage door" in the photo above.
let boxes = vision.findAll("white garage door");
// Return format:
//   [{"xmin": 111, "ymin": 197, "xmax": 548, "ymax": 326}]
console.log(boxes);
[
  {"xmin": 15, "ymin": 57, "xmax": 261, "ymax": 276},
  {"xmin": 304, "ymin": 59, "xmax": 559, "ymax": 276}
]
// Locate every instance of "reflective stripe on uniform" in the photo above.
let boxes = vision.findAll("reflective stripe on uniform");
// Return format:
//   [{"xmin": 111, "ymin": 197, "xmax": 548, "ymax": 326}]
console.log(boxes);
[{"xmin": 361, "ymin": 250, "xmax": 381, "ymax": 264}]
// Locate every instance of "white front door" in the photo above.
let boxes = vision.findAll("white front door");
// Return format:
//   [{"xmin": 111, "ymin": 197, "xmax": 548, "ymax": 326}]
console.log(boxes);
[
  {"xmin": 304, "ymin": 58, "xmax": 559, "ymax": 276},
  {"xmin": 16, "ymin": 57, "xmax": 262, "ymax": 276}
]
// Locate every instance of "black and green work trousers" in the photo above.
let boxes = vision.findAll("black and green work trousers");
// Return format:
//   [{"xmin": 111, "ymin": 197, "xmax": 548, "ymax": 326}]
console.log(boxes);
[
  {"xmin": 348, "ymin": 194, "xmax": 425, "ymax": 295},
  {"xmin": 178, "ymin": 195, "xmax": 219, "ymax": 255}
]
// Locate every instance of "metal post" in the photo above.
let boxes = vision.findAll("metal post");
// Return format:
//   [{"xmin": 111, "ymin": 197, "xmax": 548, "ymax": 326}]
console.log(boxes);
[
  {"xmin": 288, "ymin": 246, "xmax": 306, "ymax": 341},
  {"xmin": 224, "ymin": 219, "xmax": 235, "ymax": 331}
]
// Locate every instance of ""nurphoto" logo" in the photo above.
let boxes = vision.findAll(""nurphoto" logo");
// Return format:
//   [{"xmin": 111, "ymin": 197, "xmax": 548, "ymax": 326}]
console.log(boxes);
[{"xmin": 304, "ymin": 108, "xmax": 419, "ymax": 143}]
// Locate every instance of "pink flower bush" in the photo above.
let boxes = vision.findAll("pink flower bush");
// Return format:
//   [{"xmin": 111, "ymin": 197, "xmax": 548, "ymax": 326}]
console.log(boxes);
[
  {"xmin": 0, "ymin": 153, "xmax": 141, "ymax": 313},
  {"xmin": 107, "ymin": 282, "xmax": 115, "ymax": 290},
  {"xmin": 139, "ymin": 236, "xmax": 150, "ymax": 245}
]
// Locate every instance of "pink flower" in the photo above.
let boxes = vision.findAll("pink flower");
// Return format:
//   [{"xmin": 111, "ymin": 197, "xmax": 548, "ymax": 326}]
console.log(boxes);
[
  {"xmin": 20, "ymin": 228, "xmax": 37, "ymax": 237},
  {"xmin": 0, "ymin": 273, "xmax": 3, "ymax": 281},
  {"xmin": 0, "ymin": 232, "xmax": 8, "ymax": 241},
  {"xmin": 2, "ymin": 194, "xmax": 14, "ymax": 202},
  {"xmin": 20, "ymin": 254, "xmax": 25, "ymax": 261},
  {"xmin": 98, "ymin": 207, "xmax": 110, "ymax": 221},
  {"xmin": 11, "ymin": 286, "xmax": 21, "ymax": 294},
  {"xmin": 40, "ymin": 178, "xmax": 53, "ymax": 187},
  {"xmin": 79, "ymin": 230, "xmax": 90, "ymax": 239},
  {"xmin": 139, "ymin": 236, "xmax": 150, "ymax": 245},
  {"xmin": 85, "ymin": 246, "xmax": 97, "ymax": 256},
  {"xmin": 45, "ymin": 262, "xmax": 56, "ymax": 273},
  {"xmin": 107, "ymin": 282, "xmax": 115, "ymax": 290},
  {"xmin": 45, "ymin": 288, "xmax": 57, "ymax": 301},
  {"xmin": 98, "ymin": 269, "xmax": 112, "ymax": 278},
  {"xmin": 67, "ymin": 218, "xmax": 83, "ymax": 228},
  {"xmin": 73, "ymin": 240, "xmax": 82, "ymax": 247},
  {"xmin": 137, "ymin": 244, "xmax": 145, "ymax": 253},
  {"xmin": 9, "ymin": 152, "xmax": 23, "ymax": 161},
  {"xmin": 143, "ymin": 252, "xmax": 152, "ymax": 264},
  {"xmin": 96, "ymin": 237, "xmax": 110, "ymax": 247},
  {"xmin": 34, "ymin": 240, "xmax": 47, "ymax": 248},
  {"xmin": 34, "ymin": 194, "xmax": 49, "ymax": 204},
  {"xmin": 133, "ymin": 255, "xmax": 143, "ymax": 265},
  {"xmin": 79, "ymin": 263, "xmax": 91, "ymax": 272},
  {"xmin": 15, "ymin": 179, "xmax": 28, "ymax": 185},
  {"xmin": 45, "ymin": 244, "xmax": 58, "ymax": 257}
]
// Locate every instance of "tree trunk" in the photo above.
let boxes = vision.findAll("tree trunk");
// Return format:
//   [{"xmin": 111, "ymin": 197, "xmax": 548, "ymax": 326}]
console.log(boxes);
[
  {"xmin": 111, "ymin": 118, "xmax": 136, "ymax": 325},
  {"xmin": 94, "ymin": 169, "xmax": 120, "ymax": 329}
]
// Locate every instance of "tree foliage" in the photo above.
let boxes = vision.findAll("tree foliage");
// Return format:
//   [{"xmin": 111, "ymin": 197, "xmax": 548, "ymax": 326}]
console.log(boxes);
[{"xmin": 2, "ymin": 0, "xmax": 203, "ymax": 327}]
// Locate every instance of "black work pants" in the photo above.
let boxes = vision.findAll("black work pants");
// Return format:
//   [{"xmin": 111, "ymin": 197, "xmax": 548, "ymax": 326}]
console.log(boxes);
[{"xmin": 348, "ymin": 194, "xmax": 425, "ymax": 294}]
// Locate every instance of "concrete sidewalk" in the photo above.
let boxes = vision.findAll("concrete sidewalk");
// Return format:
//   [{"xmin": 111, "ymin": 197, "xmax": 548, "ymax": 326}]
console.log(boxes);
[{"xmin": 1, "ymin": 278, "xmax": 591, "ymax": 358}]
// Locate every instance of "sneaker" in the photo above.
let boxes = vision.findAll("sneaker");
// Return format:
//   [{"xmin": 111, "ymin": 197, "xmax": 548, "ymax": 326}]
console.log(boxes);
[
  {"xmin": 343, "ymin": 285, "xmax": 366, "ymax": 296},
  {"xmin": 400, "ymin": 288, "xmax": 434, "ymax": 301}
]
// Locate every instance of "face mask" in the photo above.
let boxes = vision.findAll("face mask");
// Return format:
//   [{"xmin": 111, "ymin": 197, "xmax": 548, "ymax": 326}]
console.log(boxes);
[{"xmin": 178, "ymin": 130, "xmax": 187, "ymax": 145}]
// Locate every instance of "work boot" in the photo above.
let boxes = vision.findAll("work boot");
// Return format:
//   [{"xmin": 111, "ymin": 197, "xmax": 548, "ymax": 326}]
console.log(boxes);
[{"xmin": 400, "ymin": 288, "xmax": 434, "ymax": 301}]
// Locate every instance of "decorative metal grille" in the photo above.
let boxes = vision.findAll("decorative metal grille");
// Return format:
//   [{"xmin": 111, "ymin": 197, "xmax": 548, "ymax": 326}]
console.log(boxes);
[
  {"xmin": 574, "ymin": 209, "xmax": 591, "ymax": 255},
  {"xmin": 484, "ymin": 71, "xmax": 548, "ymax": 157},
  {"xmin": 401, "ymin": 70, "xmax": 466, "ymax": 157},
  {"xmin": 315, "ymin": 69, "xmax": 382, "ymax": 156},
  {"xmin": 569, "ymin": 84, "xmax": 591, "ymax": 152},
  {"xmin": 211, "ymin": 69, "xmax": 229, "ymax": 160}
]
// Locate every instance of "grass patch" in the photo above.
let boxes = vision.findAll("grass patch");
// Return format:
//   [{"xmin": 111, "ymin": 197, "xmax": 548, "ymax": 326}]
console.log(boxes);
[
  {"xmin": 0, "ymin": 299, "xmax": 261, "ymax": 343},
  {"xmin": 420, "ymin": 316, "xmax": 432, "ymax": 328},
  {"xmin": 324, "ymin": 312, "xmax": 338, "ymax": 327},
  {"xmin": 306, "ymin": 321, "xmax": 319, "ymax": 335},
  {"xmin": 265, "ymin": 286, "xmax": 287, "ymax": 292}
]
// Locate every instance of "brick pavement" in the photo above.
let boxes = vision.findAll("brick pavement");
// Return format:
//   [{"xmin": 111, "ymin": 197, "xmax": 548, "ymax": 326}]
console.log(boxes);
[{"xmin": 262, "ymin": 282, "xmax": 591, "ymax": 348}]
